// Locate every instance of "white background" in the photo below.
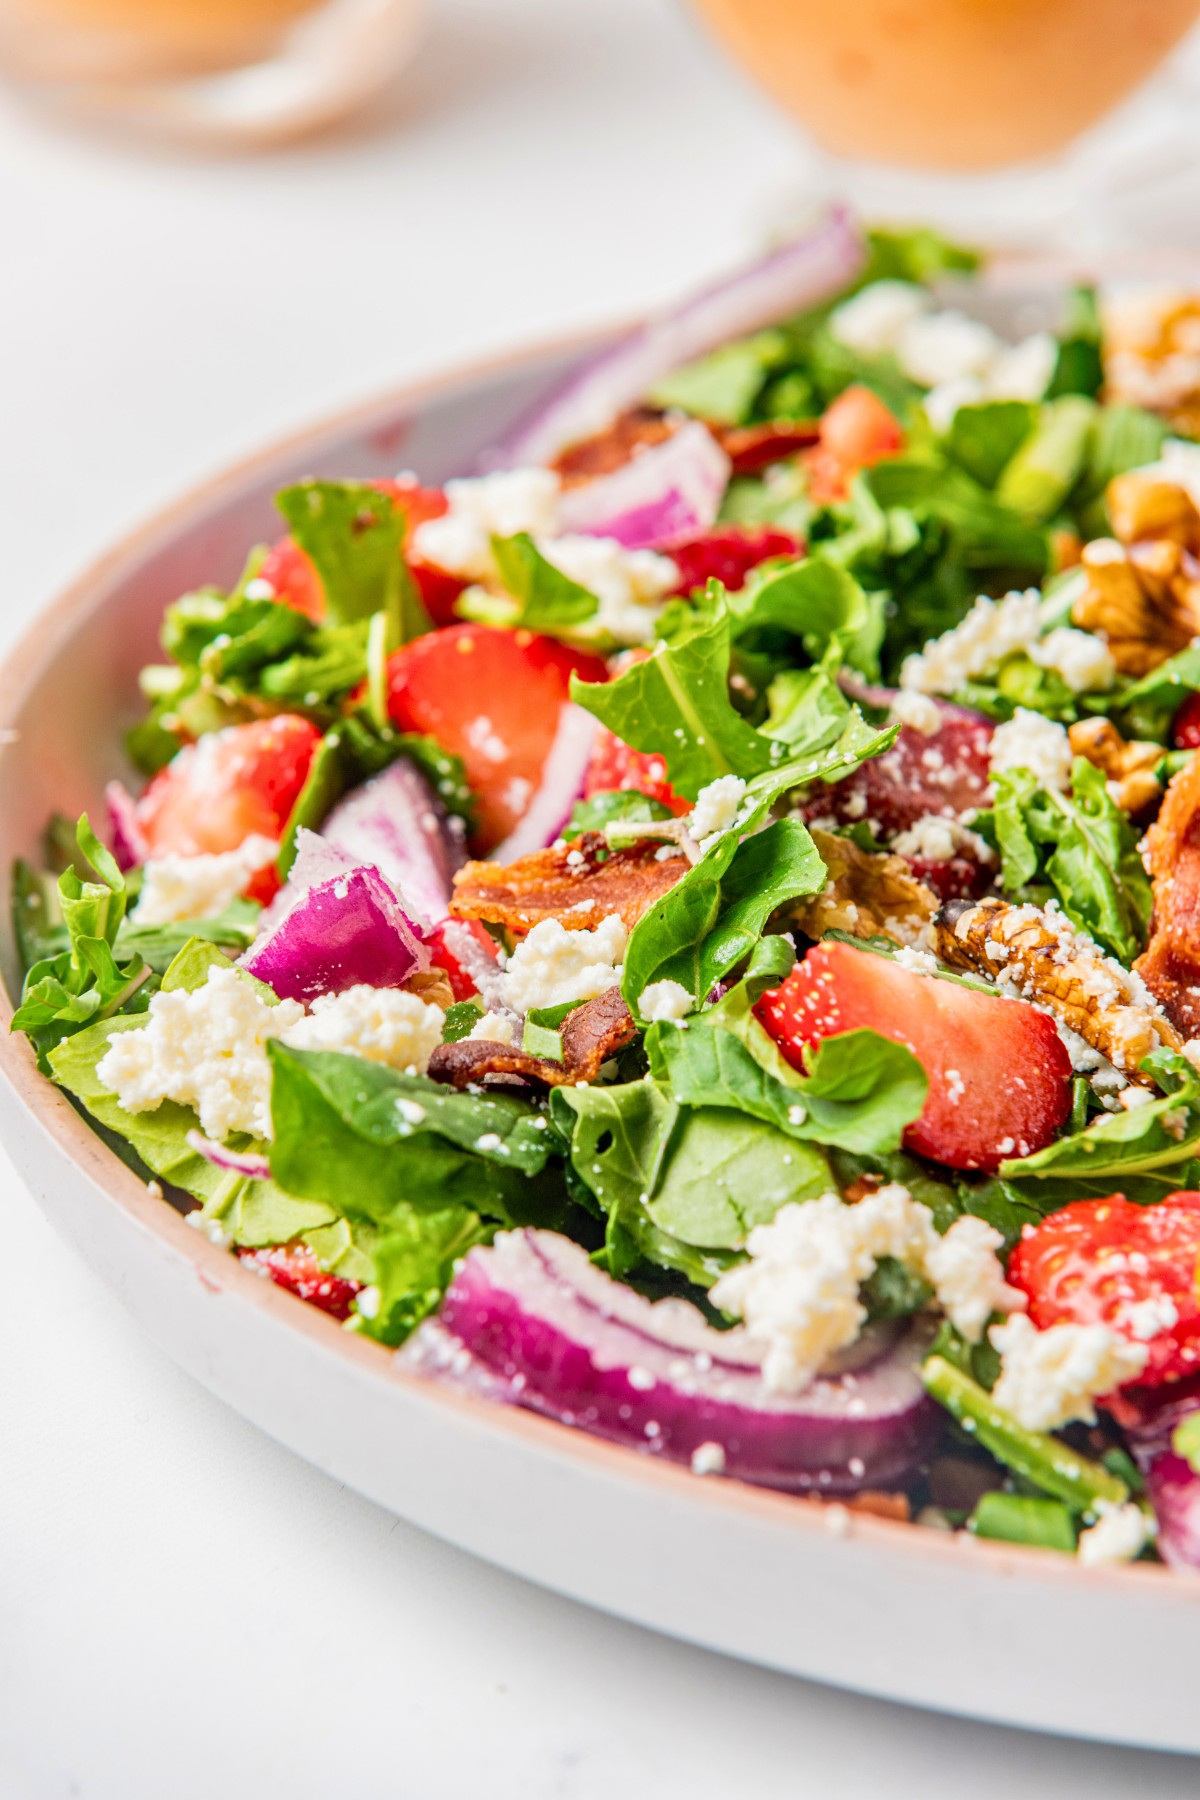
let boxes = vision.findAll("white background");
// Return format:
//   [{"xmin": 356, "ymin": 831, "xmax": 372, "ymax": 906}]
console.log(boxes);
[{"xmin": 1, "ymin": 1, "xmax": 1198, "ymax": 1793}]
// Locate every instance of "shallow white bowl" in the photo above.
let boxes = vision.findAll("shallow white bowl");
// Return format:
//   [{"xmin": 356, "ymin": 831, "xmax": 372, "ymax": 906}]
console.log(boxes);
[{"xmin": 1, "ymin": 331, "xmax": 1198, "ymax": 1754}]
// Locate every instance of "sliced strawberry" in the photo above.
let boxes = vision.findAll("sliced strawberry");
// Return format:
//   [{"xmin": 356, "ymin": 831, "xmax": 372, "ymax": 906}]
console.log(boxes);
[
  {"xmin": 427, "ymin": 917, "xmax": 500, "ymax": 1001},
  {"xmin": 237, "ymin": 1242, "xmax": 362, "ymax": 1321},
  {"xmin": 1173, "ymin": 691, "xmax": 1200, "ymax": 749},
  {"xmin": 755, "ymin": 940, "xmax": 1073, "ymax": 1173},
  {"xmin": 905, "ymin": 854, "xmax": 995, "ymax": 905},
  {"xmin": 1009, "ymin": 1192, "xmax": 1200, "ymax": 1393},
  {"xmin": 668, "ymin": 526, "xmax": 802, "ymax": 598},
  {"xmin": 386, "ymin": 624, "xmax": 608, "ymax": 852},
  {"xmin": 582, "ymin": 727, "xmax": 690, "ymax": 817},
  {"xmin": 135, "ymin": 716, "xmax": 321, "ymax": 895},
  {"xmin": 800, "ymin": 697, "xmax": 993, "ymax": 839},
  {"xmin": 258, "ymin": 536, "xmax": 323, "ymax": 620},
  {"xmin": 803, "ymin": 385, "xmax": 904, "ymax": 504}
]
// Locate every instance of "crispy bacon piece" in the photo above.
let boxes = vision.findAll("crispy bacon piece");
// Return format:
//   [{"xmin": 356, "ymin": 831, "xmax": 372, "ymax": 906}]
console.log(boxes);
[
  {"xmin": 1136, "ymin": 755, "xmax": 1200, "ymax": 1036},
  {"xmin": 428, "ymin": 987, "xmax": 637, "ymax": 1090},
  {"xmin": 449, "ymin": 833, "xmax": 687, "ymax": 936},
  {"xmin": 551, "ymin": 407, "xmax": 819, "ymax": 488}
]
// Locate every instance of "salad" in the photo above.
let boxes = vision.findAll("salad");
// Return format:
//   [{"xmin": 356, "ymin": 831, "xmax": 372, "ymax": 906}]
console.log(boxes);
[{"xmin": 15, "ymin": 209, "xmax": 1200, "ymax": 1575}]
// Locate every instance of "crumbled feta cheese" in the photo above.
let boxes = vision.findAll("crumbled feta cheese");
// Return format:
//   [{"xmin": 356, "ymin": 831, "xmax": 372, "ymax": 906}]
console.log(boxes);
[
  {"xmin": 98, "ymin": 965, "xmax": 304, "ymax": 1141},
  {"xmin": 1035, "ymin": 626, "xmax": 1117, "ymax": 695},
  {"xmin": 467, "ymin": 1011, "xmax": 517, "ymax": 1046},
  {"xmin": 640, "ymin": 979, "xmax": 693, "ymax": 1023},
  {"xmin": 988, "ymin": 707, "xmax": 1074, "ymax": 794},
  {"xmin": 827, "ymin": 280, "xmax": 930, "ymax": 356},
  {"xmin": 1124, "ymin": 1295, "xmax": 1180, "ymax": 1341},
  {"xmin": 411, "ymin": 467, "xmax": 561, "ymax": 581},
  {"xmin": 888, "ymin": 689, "xmax": 943, "ymax": 736},
  {"xmin": 133, "ymin": 834, "xmax": 279, "ymax": 925},
  {"xmin": 688, "ymin": 775, "xmax": 747, "ymax": 849},
  {"xmin": 923, "ymin": 376, "xmax": 986, "ymax": 435},
  {"xmin": 500, "ymin": 913, "xmax": 628, "ymax": 1013},
  {"xmin": 924, "ymin": 1215, "xmax": 1026, "ymax": 1344},
  {"xmin": 989, "ymin": 1313, "xmax": 1149, "ymax": 1432},
  {"xmin": 537, "ymin": 533, "xmax": 678, "ymax": 647},
  {"xmin": 900, "ymin": 591, "xmax": 1042, "ymax": 695},
  {"xmin": 897, "ymin": 309, "xmax": 1000, "ymax": 387},
  {"xmin": 1077, "ymin": 1501, "xmax": 1154, "ymax": 1568},
  {"xmin": 690, "ymin": 1441, "xmax": 727, "ymax": 1477},
  {"xmin": 355, "ymin": 1285, "xmax": 382, "ymax": 1321},
  {"xmin": 988, "ymin": 331, "xmax": 1059, "ymax": 403},
  {"xmin": 712, "ymin": 1183, "xmax": 1024, "ymax": 1392},
  {"xmin": 891, "ymin": 946, "xmax": 941, "ymax": 976},
  {"xmin": 284, "ymin": 985, "xmax": 444, "ymax": 1075}
]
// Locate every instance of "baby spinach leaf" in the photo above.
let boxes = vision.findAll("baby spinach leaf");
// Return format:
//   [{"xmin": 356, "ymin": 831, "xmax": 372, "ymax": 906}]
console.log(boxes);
[
  {"xmin": 945, "ymin": 401, "xmax": 1035, "ymax": 489},
  {"xmin": 488, "ymin": 533, "xmax": 599, "ymax": 631}
]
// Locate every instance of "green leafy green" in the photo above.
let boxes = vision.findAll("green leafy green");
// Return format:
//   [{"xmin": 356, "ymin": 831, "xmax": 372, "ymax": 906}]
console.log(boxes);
[
  {"xmin": 994, "ymin": 397, "xmax": 1095, "ymax": 525},
  {"xmin": 468, "ymin": 532, "xmax": 600, "ymax": 633},
  {"xmin": 987, "ymin": 759, "xmax": 1153, "ymax": 961},
  {"xmin": 1045, "ymin": 286, "xmax": 1104, "ymax": 401},
  {"xmin": 1002, "ymin": 1050, "xmax": 1200, "ymax": 1182},
  {"xmin": 945, "ymin": 401, "xmax": 1036, "ymax": 488},
  {"xmin": 648, "ymin": 330, "xmax": 793, "ymax": 425},
  {"xmin": 728, "ymin": 557, "xmax": 884, "ymax": 676},
  {"xmin": 567, "ymin": 790, "xmax": 675, "ymax": 835},
  {"xmin": 274, "ymin": 480, "xmax": 418, "ymax": 632},
  {"xmin": 969, "ymin": 1492, "xmax": 1078, "ymax": 1553},
  {"xmin": 1173, "ymin": 1414, "xmax": 1200, "ymax": 1476}
]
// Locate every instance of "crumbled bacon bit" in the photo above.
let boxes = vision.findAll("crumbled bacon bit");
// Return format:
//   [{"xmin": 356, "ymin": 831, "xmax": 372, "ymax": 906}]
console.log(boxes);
[
  {"xmin": 1137, "ymin": 753, "xmax": 1200, "ymax": 1036},
  {"xmin": 428, "ymin": 987, "xmax": 637, "ymax": 1090},
  {"xmin": 450, "ymin": 832, "xmax": 687, "ymax": 936}
]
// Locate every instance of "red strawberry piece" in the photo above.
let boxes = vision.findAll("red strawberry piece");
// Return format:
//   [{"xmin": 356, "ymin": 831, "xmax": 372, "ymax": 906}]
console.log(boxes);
[
  {"xmin": 1173, "ymin": 691, "xmax": 1200, "ymax": 749},
  {"xmin": 905, "ymin": 854, "xmax": 995, "ymax": 905},
  {"xmin": 755, "ymin": 939, "xmax": 1073, "ymax": 1173},
  {"xmin": 669, "ymin": 527, "xmax": 802, "ymax": 598},
  {"xmin": 258, "ymin": 536, "xmax": 324, "ymax": 620},
  {"xmin": 799, "ymin": 697, "xmax": 994, "ymax": 840},
  {"xmin": 237, "ymin": 1242, "xmax": 362, "ymax": 1321},
  {"xmin": 802, "ymin": 385, "xmax": 904, "ymax": 503},
  {"xmin": 386, "ymin": 623, "xmax": 608, "ymax": 852},
  {"xmin": 1009, "ymin": 1192, "xmax": 1200, "ymax": 1394},
  {"xmin": 582, "ymin": 726, "xmax": 690, "ymax": 817},
  {"xmin": 426, "ymin": 917, "xmax": 501, "ymax": 1001},
  {"xmin": 135, "ymin": 715, "xmax": 321, "ymax": 902}
]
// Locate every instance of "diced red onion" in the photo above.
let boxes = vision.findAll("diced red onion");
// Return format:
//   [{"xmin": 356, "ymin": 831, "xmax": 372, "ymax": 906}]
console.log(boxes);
[
  {"xmin": 557, "ymin": 421, "xmax": 731, "ymax": 551},
  {"xmin": 402, "ymin": 1228, "xmax": 937, "ymax": 1493},
  {"xmin": 491, "ymin": 703, "xmax": 598, "ymax": 863},
  {"xmin": 316, "ymin": 757, "xmax": 466, "ymax": 928},
  {"xmin": 186, "ymin": 1130, "xmax": 272, "ymax": 1182},
  {"xmin": 241, "ymin": 861, "xmax": 426, "ymax": 1003},
  {"xmin": 106, "ymin": 780, "xmax": 149, "ymax": 871},
  {"xmin": 1143, "ymin": 1450, "xmax": 1200, "ymax": 1571},
  {"xmin": 478, "ymin": 209, "xmax": 864, "ymax": 471}
]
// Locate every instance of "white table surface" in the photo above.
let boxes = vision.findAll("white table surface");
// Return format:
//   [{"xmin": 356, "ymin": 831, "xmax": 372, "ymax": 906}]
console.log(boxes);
[{"xmin": 1, "ymin": 2, "xmax": 1198, "ymax": 1793}]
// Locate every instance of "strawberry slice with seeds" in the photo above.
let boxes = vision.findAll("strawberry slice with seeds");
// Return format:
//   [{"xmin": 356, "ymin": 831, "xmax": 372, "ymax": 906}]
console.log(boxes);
[
  {"xmin": 755, "ymin": 939, "xmax": 1073, "ymax": 1173},
  {"xmin": 237, "ymin": 1242, "xmax": 362, "ymax": 1321},
  {"xmin": 582, "ymin": 727, "xmax": 690, "ymax": 816},
  {"xmin": 800, "ymin": 696, "xmax": 993, "ymax": 840},
  {"xmin": 668, "ymin": 527, "xmax": 802, "ymax": 598}
]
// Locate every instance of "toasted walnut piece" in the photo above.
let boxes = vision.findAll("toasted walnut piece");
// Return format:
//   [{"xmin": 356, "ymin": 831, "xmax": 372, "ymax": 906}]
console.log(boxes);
[
  {"xmin": 791, "ymin": 828, "xmax": 937, "ymax": 948},
  {"xmin": 451, "ymin": 833, "xmax": 687, "ymax": 936},
  {"xmin": 1104, "ymin": 293, "xmax": 1200, "ymax": 435},
  {"xmin": 1137, "ymin": 754, "xmax": 1200, "ymax": 1037},
  {"xmin": 1072, "ymin": 536, "xmax": 1200, "ymax": 676},
  {"xmin": 934, "ymin": 896, "xmax": 1182, "ymax": 1082},
  {"xmin": 1107, "ymin": 471, "xmax": 1200, "ymax": 553},
  {"xmin": 1067, "ymin": 718, "xmax": 1163, "ymax": 814},
  {"xmin": 402, "ymin": 968, "xmax": 455, "ymax": 1011}
]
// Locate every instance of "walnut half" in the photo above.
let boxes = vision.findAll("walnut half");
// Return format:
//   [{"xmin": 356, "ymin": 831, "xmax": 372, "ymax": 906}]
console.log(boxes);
[
  {"xmin": 1067, "ymin": 717, "xmax": 1162, "ymax": 814},
  {"xmin": 1072, "ymin": 534, "xmax": 1200, "ymax": 677}
]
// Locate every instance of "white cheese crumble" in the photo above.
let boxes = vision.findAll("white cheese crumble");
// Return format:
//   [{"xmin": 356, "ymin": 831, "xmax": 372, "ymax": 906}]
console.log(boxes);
[
  {"xmin": 133, "ymin": 834, "xmax": 279, "ymax": 925},
  {"xmin": 711, "ymin": 1186, "xmax": 1024, "ymax": 1394},
  {"xmin": 500, "ymin": 913, "xmax": 628, "ymax": 1014},
  {"xmin": 989, "ymin": 1313, "xmax": 1149, "ymax": 1432},
  {"xmin": 467, "ymin": 1010, "xmax": 518, "ymax": 1046},
  {"xmin": 688, "ymin": 775, "xmax": 747, "ymax": 850},
  {"xmin": 98, "ymin": 965, "xmax": 304, "ymax": 1141},
  {"xmin": 640, "ymin": 979, "xmax": 693, "ymax": 1023},
  {"xmin": 690, "ymin": 1441, "xmax": 727, "ymax": 1477},
  {"xmin": 897, "ymin": 309, "xmax": 1001, "ymax": 388},
  {"xmin": 411, "ymin": 467, "xmax": 562, "ymax": 581},
  {"xmin": 900, "ymin": 590, "xmax": 1115, "ymax": 700},
  {"xmin": 827, "ymin": 280, "xmax": 930, "ymax": 356},
  {"xmin": 1036, "ymin": 626, "xmax": 1117, "ymax": 694},
  {"xmin": 537, "ymin": 532, "xmax": 678, "ymax": 647},
  {"xmin": 890, "ymin": 816, "xmax": 993, "ymax": 866},
  {"xmin": 988, "ymin": 707, "xmax": 1074, "ymax": 794},
  {"xmin": 1077, "ymin": 1501, "xmax": 1154, "ymax": 1568},
  {"xmin": 284, "ymin": 985, "xmax": 444, "ymax": 1075},
  {"xmin": 887, "ymin": 689, "xmax": 942, "ymax": 736}
]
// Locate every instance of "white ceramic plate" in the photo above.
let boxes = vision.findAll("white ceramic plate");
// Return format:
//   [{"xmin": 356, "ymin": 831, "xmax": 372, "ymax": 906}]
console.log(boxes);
[{"xmin": 2, "ymin": 324, "xmax": 1198, "ymax": 1755}]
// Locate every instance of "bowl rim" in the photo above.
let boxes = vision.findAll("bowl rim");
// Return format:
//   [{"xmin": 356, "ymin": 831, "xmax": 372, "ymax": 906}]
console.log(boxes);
[{"xmin": 1, "ymin": 327, "xmax": 1196, "ymax": 1601}]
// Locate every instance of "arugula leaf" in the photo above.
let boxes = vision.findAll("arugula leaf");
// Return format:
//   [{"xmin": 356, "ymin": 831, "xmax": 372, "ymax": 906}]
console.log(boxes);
[
  {"xmin": 1002, "ymin": 1051, "xmax": 1200, "ymax": 1182},
  {"xmin": 567, "ymin": 790, "xmax": 675, "ymax": 835},
  {"xmin": 761, "ymin": 649, "xmax": 856, "ymax": 753},
  {"xmin": 994, "ymin": 397, "xmax": 1095, "ymax": 525},
  {"xmin": 274, "ymin": 481, "xmax": 416, "ymax": 630},
  {"xmin": 945, "ymin": 401, "xmax": 1035, "ymax": 488},
  {"xmin": 488, "ymin": 533, "xmax": 599, "ymax": 630},
  {"xmin": 571, "ymin": 597, "xmax": 781, "ymax": 797},
  {"xmin": 363, "ymin": 1208, "xmax": 490, "ymax": 1345},
  {"xmin": 1046, "ymin": 286, "xmax": 1104, "ymax": 401},
  {"xmin": 865, "ymin": 459, "xmax": 1049, "ymax": 573},
  {"xmin": 622, "ymin": 818, "xmax": 825, "ymax": 1014},
  {"xmin": 988, "ymin": 760, "xmax": 1152, "ymax": 961},
  {"xmin": 728, "ymin": 557, "xmax": 884, "ymax": 676},
  {"xmin": 646, "ymin": 1019, "xmax": 926, "ymax": 1155},
  {"xmin": 266, "ymin": 1044, "xmax": 576, "ymax": 1232},
  {"xmin": 1113, "ymin": 643, "xmax": 1200, "ymax": 743}
]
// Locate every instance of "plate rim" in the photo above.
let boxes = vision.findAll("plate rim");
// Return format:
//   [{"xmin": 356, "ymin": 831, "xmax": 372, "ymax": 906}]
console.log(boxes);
[{"xmin": 1, "ymin": 325, "xmax": 1198, "ymax": 1607}]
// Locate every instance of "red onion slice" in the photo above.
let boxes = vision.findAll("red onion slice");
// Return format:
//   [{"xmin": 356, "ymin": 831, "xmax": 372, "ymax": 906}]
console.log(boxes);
[
  {"xmin": 479, "ymin": 208, "xmax": 865, "ymax": 471},
  {"xmin": 402, "ymin": 1229, "xmax": 937, "ymax": 1493},
  {"xmin": 241, "ymin": 861, "xmax": 426, "ymax": 1003},
  {"xmin": 186, "ymin": 1130, "xmax": 272, "ymax": 1182},
  {"xmin": 318, "ymin": 757, "xmax": 466, "ymax": 928},
  {"xmin": 490, "ymin": 703, "xmax": 598, "ymax": 863},
  {"xmin": 557, "ymin": 421, "xmax": 731, "ymax": 551},
  {"xmin": 1143, "ymin": 1451, "xmax": 1200, "ymax": 1571},
  {"xmin": 106, "ymin": 780, "xmax": 150, "ymax": 871}
]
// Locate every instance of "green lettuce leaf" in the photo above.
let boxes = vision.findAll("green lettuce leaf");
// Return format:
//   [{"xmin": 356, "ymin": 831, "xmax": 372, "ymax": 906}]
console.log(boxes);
[
  {"xmin": 1001, "ymin": 1051, "xmax": 1200, "ymax": 1183},
  {"xmin": 728, "ymin": 557, "xmax": 884, "ymax": 676},
  {"xmin": 274, "ymin": 480, "xmax": 422, "ymax": 632}
]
